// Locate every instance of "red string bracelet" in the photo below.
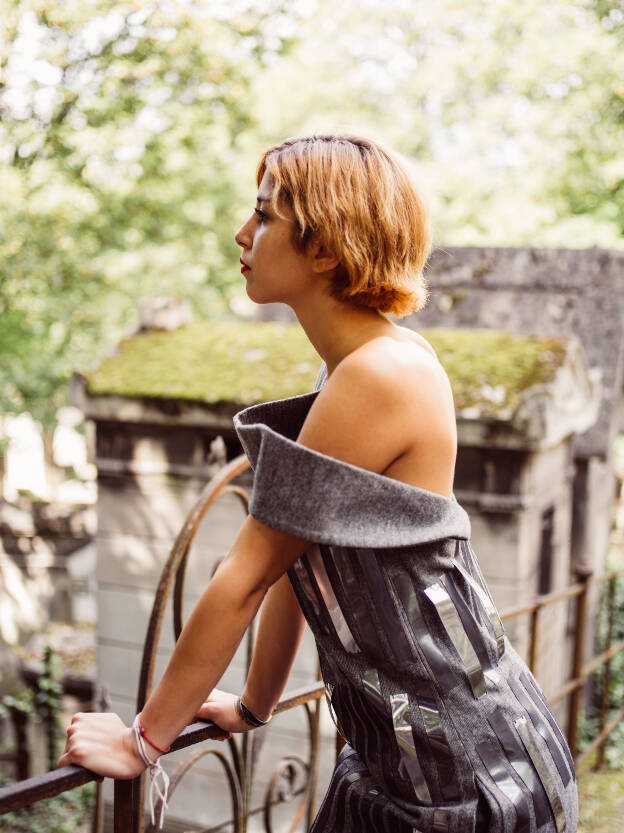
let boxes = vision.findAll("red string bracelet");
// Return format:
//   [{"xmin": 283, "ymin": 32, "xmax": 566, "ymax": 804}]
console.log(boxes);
[{"xmin": 136, "ymin": 716, "xmax": 171, "ymax": 755}]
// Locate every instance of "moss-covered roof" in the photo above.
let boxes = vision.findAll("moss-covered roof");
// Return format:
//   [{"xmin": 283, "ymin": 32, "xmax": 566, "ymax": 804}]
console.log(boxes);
[
  {"xmin": 86, "ymin": 322, "xmax": 321, "ymax": 405},
  {"xmin": 84, "ymin": 321, "xmax": 568, "ymax": 418}
]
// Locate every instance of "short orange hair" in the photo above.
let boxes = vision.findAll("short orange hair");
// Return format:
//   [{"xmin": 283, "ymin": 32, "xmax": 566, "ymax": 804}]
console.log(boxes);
[{"xmin": 257, "ymin": 134, "xmax": 430, "ymax": 317}]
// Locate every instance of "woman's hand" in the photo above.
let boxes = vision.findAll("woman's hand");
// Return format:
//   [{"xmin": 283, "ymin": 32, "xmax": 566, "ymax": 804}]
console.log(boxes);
[
  {"xmin": 195, "ymin": 689, "xmax": 250, "ymax": 734},
  {"xmin": 58, "ymin": 712, "xmax": 146, "ymax": 779}
]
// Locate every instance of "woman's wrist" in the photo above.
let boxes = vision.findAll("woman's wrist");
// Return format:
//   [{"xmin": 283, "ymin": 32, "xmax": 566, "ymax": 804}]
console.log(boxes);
[
  {"xmin": 239, "ymin": 691, "xmax": 273, "ymax": 725},
  {"xmin": 122, "ymin": 726, "xmax": 151, "ymax": 772}
]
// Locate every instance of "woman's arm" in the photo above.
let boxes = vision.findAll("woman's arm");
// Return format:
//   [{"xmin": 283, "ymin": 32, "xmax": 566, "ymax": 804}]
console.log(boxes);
[
  {"xmin": 58, "ymin": 517, "xmax": 310, "ymax": 776},
  {"xmin": 243, "ymin": 574, "xmax": 307, "ymax": 717},
  {"xmin": 195, "ymin": 573, "xmax": 306, "ymax": 729}
]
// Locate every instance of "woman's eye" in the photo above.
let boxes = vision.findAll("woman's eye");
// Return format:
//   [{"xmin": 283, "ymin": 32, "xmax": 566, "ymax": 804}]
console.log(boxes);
[{"xmin": 254, "ymin": 208, "xmax": 266, "ymax": 223}]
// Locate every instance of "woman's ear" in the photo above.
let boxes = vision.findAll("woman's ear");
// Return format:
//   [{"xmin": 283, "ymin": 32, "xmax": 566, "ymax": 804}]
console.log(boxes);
[{"xmin": 309, "ymin": 240, "xmax": 340, "ymax": 274}]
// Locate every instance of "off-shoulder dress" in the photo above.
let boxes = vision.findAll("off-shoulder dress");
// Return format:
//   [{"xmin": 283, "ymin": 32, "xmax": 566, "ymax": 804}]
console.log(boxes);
[{"xmin": 233, "ymin": 373, "xmax": 579, "ymax": 833}]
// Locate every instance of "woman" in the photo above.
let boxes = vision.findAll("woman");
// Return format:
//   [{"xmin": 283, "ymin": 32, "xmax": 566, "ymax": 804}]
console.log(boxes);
[{"xmin": 60, "ymin": 135, "xmax": 578, "ymax": 833}]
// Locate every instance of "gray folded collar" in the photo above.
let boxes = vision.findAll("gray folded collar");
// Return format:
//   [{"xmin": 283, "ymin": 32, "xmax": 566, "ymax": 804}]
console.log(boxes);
[{"xmin": 234, "ymin": 392, "xmax": 471, "ymax": 548}]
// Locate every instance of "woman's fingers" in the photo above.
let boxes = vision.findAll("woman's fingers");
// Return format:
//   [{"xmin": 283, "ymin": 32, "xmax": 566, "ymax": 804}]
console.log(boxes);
[
  {"xmin": 195, "ymin": 691, "xmax": 249, "ymax": 734},
  {"xmin": 57, "ymin": 712, "xmax": 145, "ymax": 779}
]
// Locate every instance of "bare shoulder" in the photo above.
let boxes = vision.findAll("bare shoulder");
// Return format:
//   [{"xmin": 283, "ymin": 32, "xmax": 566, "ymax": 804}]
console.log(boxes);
[
  {"xmin": 297, "ymin": 334, "xmax": 456, "ymax": 483},
  {"xmin": 334, "ymin": 332, "xmax": 452, "ymax": 411},
  {"xmin": 394, "ymin": 326, "xmax": 439, "ymax": 360}
]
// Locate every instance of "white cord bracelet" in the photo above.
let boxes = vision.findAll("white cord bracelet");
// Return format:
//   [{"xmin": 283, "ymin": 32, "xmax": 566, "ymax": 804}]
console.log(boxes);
[{"xmin": 131, "ymin": 715, "xmax": 170, "ymax": 830}]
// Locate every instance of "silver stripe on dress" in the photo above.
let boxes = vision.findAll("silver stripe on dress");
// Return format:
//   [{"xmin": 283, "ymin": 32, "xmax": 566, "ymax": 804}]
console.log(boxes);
[
  {"xmin": 293, "ymin": 557, "xmax": 321, "ymax": 618},
  {"xmin": 392, "ymin": 573, "xmax": 457, "ymax": 691},
  {"xmin": 307, "ymin": 544, "xmax": 359, "ymax": 653},
  {"xmin": 521, "ymin": 671, "xmax": 575, "ymax": 777},
  {"xmin": 432, "ymin": 809, "xmax": 450, "ymax": 832},
  {"xmin": 362, "ymin": 667, "xmax": 385, "ymax": 711},
  {"xmin": 331, "ymin": 546, "xmax": 381, "ymax": 653},
  {"xmin": 488, "ymin": 706, "xmax": 550, "ymax": 829},
  {"xmin": 424, "ymin": 580, "xmax": 487, "ymax": 698},
  {"xmin": 324, "ymin": 682, "xmax": 339, "ymax": 728},
  {"xmin": 476, "ymin": 738, "xmax": 532, "ymax": 833},
  {"xmin": 515, "ymin": 716, "xmax": 566, "ymax": 833},
  {"xmin": 324, "ymin": 682, "xmax": 348, "ymax": 747},
  {"xmin": 390, "ymin": 693, "xmax": 432, "ymax": 804},
  {"xmin": 417, "ymin": 699, "xmax": 460, "ymax": 802},
  {"xmin": 418, "ymin": 702, "xmax": 445, "ymax": 741},
  {"xmin": 453, "ymin": 560, "xmax": 505, "ymax": 658},
  {"xmin": 509, "ymin": 675, "xmax": 572, "ymax": 787}
]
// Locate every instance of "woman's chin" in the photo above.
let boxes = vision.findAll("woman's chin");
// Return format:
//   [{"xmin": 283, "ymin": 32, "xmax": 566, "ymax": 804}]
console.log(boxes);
[{"xmin": 245, "ymin": 286, "xmax": 279, "ymax": 306}]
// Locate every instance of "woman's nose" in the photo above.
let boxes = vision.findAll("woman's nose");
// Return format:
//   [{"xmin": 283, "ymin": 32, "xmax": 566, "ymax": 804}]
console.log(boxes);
[{"xmin": 235, "ymin": 216, "xmax": 253, "ymax": 249}]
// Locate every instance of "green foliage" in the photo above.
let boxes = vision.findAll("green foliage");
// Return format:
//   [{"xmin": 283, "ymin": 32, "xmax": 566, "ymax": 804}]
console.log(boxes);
[
  {"xmin": 595, "ymin": 569, "xmax": 624, "ymax": 768},
  {"xmin": 0, "ymin": 650, "xmax": 80, "ymax": 832},
  {"xmin": 2, "ymin": 0, "xmax": 623, "ymax": 425},
  {"xmin": 0, "ymin": 774, "xmax": 95, "ymax": 833},
  {"xmin": 34, "ymin": 647, "xmax": 64, "ymax": 770},
  {"xmin": 580, "ymin": 554, "xmax": 624, "ymax": 769},
  {"xmin": 0, "ymin": 0, "xmax": 299, "ymax": 427},
  {"xmin": 0, "ymin": 688, "xmax": 34, "ymax": 721},
  {"xmin": 252, "ymin": 0, "xmax": 624, "ymax": 250}
]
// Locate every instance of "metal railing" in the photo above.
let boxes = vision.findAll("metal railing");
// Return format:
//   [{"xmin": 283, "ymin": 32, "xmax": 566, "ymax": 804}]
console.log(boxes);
[
  {"xmin": 1, "ymin": 454, "xmax": 623, "ymax": 830},
  {"xmin": 500, "ymin": 566, "xmax": 624, "ymax": 768}
]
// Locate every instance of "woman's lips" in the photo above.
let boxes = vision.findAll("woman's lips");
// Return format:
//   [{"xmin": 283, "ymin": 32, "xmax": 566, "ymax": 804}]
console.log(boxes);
[{"xmin": 240, "ymin": 258, "xmax": 250, "ymax": 274}]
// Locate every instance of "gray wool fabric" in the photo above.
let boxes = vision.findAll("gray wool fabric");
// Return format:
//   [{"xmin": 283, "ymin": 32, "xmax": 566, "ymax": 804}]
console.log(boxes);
[{"xmin": 234, "ymin": 372, "xmax": 579, "ymax": 833}]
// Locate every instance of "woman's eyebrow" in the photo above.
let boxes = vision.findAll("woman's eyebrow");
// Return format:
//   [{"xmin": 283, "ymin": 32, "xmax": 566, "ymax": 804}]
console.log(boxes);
[{"xmin": 256, "ymin": 194, "xmax": 271, "ymax": 204}]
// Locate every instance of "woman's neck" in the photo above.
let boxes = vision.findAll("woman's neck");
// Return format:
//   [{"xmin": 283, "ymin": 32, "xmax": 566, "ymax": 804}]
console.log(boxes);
[{"xmin": 290, "ymin": 291, "xmax": 395, "ymax": 376}]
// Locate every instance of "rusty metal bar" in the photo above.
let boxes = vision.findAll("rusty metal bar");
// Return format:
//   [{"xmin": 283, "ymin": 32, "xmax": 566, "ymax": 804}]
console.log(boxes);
[
  {"xmin": 548, "ymin": 637, "xmax": 624, "ymax": 706},
  {"xmin": 567, "ymin": 569, "xmax": 592, "ymax": 758},
  {"xmin": 528, "ymin": 603, "xmax": 540, "ymax": 674},
  {"xmin": 273, "ymin": 681, "xmax": 325, "ymax": 714},
  {"xmin": 0, "ymin": 721, "xmax": 227, "ymax": 816},
  {"xmin": 0, "ymin": 765, "xmax": 98, "ymax": 813},
  {"xmin": 501, "ymin": 582, "xmax": 585, "ymax": 622},
  {"xmin": 500, "ymin": 570, "xmax": 620, "ymax": 626},
  {"xmin": 137, "ymin": 455, "xmax": 251, "ymax": 711},
  {"xmin": 581, "ymin": 637, "xmax": 624, "ymax": 678},
  {"xmin": 549, "ymin": 677, "xmax": 583, "ymax": 706},
  {"xmin": 576, "ymin": 703, "xmax": 624, "ymax": 769},
  {"xmin": 0, "ymin": 708, "xmax": 30, "ymax": 782},
  {"xmin": 597, "ymin": 576, "xmax": 616, "ymax": 769},
  {"xmin": 305, "ymin": 698, "xmax": 321, "ymax": 831},
  {"xmin": 134, "ymin": 455, "xmax": 251, "ymax": 832},
  {"xmin": 114, "ymin": 778, "xmax": 136, "ymax": 833}
]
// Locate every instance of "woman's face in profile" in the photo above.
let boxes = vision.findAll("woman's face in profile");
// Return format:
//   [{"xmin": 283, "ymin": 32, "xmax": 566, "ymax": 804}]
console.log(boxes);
[{"xmin": 234, "ymin": 170, "xmax": 316, "ymax": 306}]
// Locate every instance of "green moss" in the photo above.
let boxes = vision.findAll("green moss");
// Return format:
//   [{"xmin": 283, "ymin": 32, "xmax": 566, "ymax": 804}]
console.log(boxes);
[
  {"xmin": 85, "ymin": 322, "xmax": 568, "ymax": 417},
  {"xmin": 86, "ymin": 321, "xmax": 320, "ymax": 405},
  {"xmin": 424, "ymin": 329, "xmax": 568, "ymax": 417}
]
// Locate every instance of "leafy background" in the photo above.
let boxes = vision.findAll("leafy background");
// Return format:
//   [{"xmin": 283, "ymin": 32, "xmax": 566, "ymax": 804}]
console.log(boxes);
[{"xmin": 1, "ymin": 0, "xmax": 623, "ymax": 426}]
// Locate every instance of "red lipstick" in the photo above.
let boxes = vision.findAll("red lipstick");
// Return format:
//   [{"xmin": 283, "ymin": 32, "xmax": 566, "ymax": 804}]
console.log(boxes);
[{"xmin": 240, "ymin": 257, "xmax": 250, "ymax": 274}]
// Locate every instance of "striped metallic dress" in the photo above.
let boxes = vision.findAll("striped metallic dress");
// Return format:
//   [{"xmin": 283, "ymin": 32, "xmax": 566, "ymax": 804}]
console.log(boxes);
[{"xmin": 234, "ymin": 376, "xmax": 579, "ymax": 833}]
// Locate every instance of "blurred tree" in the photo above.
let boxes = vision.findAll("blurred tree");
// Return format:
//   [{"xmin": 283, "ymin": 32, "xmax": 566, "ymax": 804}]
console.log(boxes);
[
  {"xmin": 2, "ymin": 0, "xmax": 623, "ymax": 430},
  {"xmin": 546, "ymin": 0, "xmax": 624, "ymax": 238},
  {"xmin": 250, "ymin": 0, "xmax": 624, "ymax": 251},
  {"xmin": 0, "ymin": 0, "xmax": 303, "ymax": 427}
]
